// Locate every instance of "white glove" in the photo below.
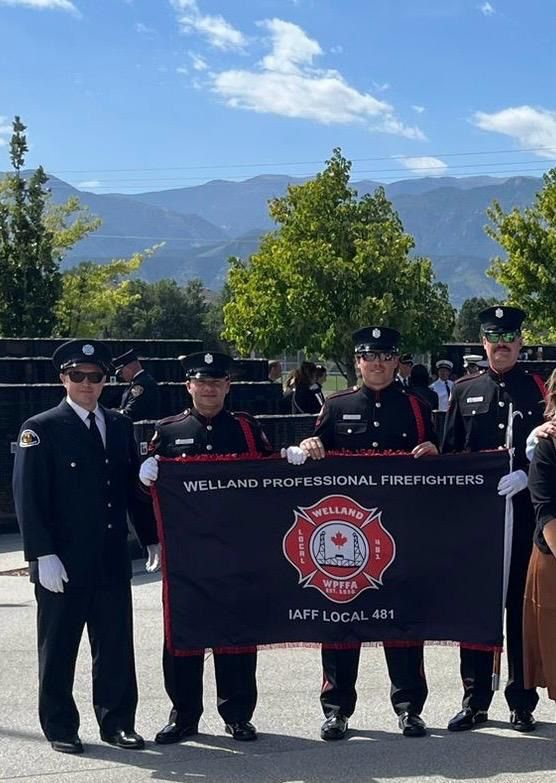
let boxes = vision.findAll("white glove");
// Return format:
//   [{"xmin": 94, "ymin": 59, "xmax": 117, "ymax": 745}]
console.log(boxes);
[
  {"xmin": 139, "ymin": 456, "xmax": 158, "ymax": 486},
  {"xmin": 280, "ymin": 446, "xmax": 307, "ymax": 465},
  {"xmin": 497, "ymin": 469, "xmax": 528, "ymax": 499},
  {"xmin": 146, "ymin": 543, "xmax": 161, "ymax": 573},
  {"xmin": 37, "ymin": 554, "xmax": 68, "ymax": 593}
]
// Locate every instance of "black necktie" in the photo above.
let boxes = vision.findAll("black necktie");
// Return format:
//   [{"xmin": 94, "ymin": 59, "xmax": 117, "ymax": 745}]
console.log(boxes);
[
  {"xmin": 87, "ymin": 411, "xmax": 104, "ymax": 451},
  {"xmin": 445, "ymin": 381, "xmax": 451, "ymax": 398}
]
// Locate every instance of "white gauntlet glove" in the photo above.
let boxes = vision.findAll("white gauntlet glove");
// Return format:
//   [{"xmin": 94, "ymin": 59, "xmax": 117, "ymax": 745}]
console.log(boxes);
[
  {"xmin": 145, "ymin": 543, "xmax": 161, "ymax": 573},
  {"xmin": 139, "ymin": 456, "xmax": 158, "ymax": 486},
  {"xmin": 281, "ymin": 446, "xmax": 307, "ymax": 465},
  {"xmin": 37, "ymin": 554, "xmax": 68, "ymax": 593},
  {"xmin": 497, "ymin": 469, "xmax": 528, "ymax": 499}
]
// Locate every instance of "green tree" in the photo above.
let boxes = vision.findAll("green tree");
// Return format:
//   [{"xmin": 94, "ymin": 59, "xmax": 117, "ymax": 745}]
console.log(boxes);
[
  {"xmin": 106, "ymin": 277, "xmax": 215, "ymax": 342},
  {"xmin": 486, "ymin": 169, "xmax": 556, "ymax": 340},
  {"xmin": 55, "ymin": 252, "xmax": 149, "ymax": 337},
  {"xmin": 0, "ymin": 116, "xmax": 99, "ymax": 336},
  {"xmin": 454, "ymin": 296, "xmax": 499, "ymax": 342},
  {"xmin": 223, "ymin": 148, "xmax": 454, "ymax": 383}
]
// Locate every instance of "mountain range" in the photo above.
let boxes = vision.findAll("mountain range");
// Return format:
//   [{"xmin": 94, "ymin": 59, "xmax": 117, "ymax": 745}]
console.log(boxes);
[{"xmin": 41, "ymin": 172, "xmax": 543, "ymax": 307}]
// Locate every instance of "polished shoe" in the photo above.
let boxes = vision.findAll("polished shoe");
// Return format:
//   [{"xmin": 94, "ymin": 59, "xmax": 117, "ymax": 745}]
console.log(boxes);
[
  {"xmin": 398, "ymin": 712, "xmax": 427, "ymax": 737},
  {"xmin": 155, "ymin": 722, "xmax": 199, "ymax": 744},
  {"xmin": 510, "ymin": 710, "xmax": 536, "ymax": 732},
  {"xmin": 50, "ymin": 738, "xmax": 83, "ymax": 754},
  {"xmin": 447, "ymin": 707, "xmax": 488, "ymax": 732},
  {"xmin": 225, "ymin": 721, "xmax": 258, "ymax": 741},
  {"xmin": 320, "ymin": 713, "xmax": 349, "ymax": 741},
  {"xmin": 100, "ymin": 729, "xmax": 145, "ymax": 749}
]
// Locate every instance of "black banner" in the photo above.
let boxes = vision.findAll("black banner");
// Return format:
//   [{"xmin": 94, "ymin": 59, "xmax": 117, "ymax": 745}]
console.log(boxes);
[{"xmin": 153, "ymin": 451, "xmax": 509, "ymax": 654}]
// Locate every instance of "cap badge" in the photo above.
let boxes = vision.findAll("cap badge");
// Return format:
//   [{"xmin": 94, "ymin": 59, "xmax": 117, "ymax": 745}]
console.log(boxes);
[
  {"xmin": 82, "ymin": 344, "xmax": 95, "ymax": 356},
  {"xmin": 372, "ymin": 328, "xmax": 381, "ymax": 338},
  {"xmin": 204, "ymin": 353, "xmax": 213, "ymax": 365},
  {"xmin": 495, "ymin": 308, "xmax": 503, "ymax": 319}
]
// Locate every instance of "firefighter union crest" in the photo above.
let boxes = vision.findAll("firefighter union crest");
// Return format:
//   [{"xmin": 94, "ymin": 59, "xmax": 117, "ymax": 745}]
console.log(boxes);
[{"xmin": 282, "ymin": 494, "xmax": 396, "ymax": 604}]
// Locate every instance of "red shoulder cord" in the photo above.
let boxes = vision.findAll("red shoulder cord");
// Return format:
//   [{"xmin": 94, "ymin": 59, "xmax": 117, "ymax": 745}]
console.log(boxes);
[
  {"xmin": 236, "ymin": 415, "xmax": 258, "ymax": 457},
  {"xmin": 407, "ymin": 395, "xmax": 426, "ymax": 443}
]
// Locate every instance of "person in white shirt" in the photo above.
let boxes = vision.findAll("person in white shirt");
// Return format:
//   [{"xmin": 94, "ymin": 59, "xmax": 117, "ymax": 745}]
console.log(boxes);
[{"xmin": 429, "ymin": 359, "xmax": 454, "ymax": 411}]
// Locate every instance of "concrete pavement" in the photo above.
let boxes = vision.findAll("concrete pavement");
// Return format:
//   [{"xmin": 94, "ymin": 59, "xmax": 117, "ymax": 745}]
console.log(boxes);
[{"xmin": 1, "ymin": 533, "xmax": 556, "ymax": 783}]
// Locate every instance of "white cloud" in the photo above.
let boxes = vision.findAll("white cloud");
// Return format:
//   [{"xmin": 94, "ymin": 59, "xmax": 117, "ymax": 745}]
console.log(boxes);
[
  {"xmin": 0, "ymin": 117, "xmax": 11, "ymax": 145},
  {"xmin": 176, "ymin": 66, "xmax": 189, "ymax": 75},
  {"xmin": 170, "ymin": 0, "xmax": 246, "ymax": 51},
  {"xmin": 208, "ymin": 19, "xmax": 425, "ymax": 140},
  {"xmin": 0, "ymin": 0, "xmax": 78, "ymax": 11},
  {"xmin": 77, "ymin": 180, "xmax": 101, "ymax": 188},
  {"xmin": 189, "ymin": 51, "xmax": 208, "ymax": 71},
  {"xmin": 399, "ymin": 156, "xmax": 448, "ymax": 176},
  {"xmin": 412, "ymin": 104, "xmax": 425, "ymax": 114},
  {"xmin": 134, "ymin": 22, "xmax": 156, "ymax": 35},
  {"xmin": 479, "ymin": 2, "xmax": 495, "ymax": 15},
  {"xmin": 472, "ymin": 105, "xmax": 556, "ymax": 157}
]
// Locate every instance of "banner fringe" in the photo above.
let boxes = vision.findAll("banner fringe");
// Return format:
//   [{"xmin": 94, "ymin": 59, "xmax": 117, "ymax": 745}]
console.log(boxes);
[{"xmin": 168, "ymin": 640, "xmax": 503, "ymax": 656}]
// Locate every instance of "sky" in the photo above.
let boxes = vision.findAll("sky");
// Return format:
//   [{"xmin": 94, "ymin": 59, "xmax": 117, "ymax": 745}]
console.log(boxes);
[{"xmin": 1, "ymin": 0, "xmax": 555, "ymax": 192}]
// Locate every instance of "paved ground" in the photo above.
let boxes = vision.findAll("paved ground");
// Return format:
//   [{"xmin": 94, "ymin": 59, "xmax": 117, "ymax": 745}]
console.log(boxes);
[{"xmin": 1, "ymin": 533, "xmax": 556, "ymax": 783}]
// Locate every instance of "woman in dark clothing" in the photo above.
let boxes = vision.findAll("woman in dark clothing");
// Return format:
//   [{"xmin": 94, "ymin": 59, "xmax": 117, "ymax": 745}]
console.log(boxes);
[
  {"xmin": 291, "ymin": 361, "xmax": 324, "ymax": 414},
  {"xmin": 525, "ymin": 371, "xmax": 556, "ymax": 698},
  {"xmin": 409, "ymin": 364, "xmax": 439, "ymax": 410}
]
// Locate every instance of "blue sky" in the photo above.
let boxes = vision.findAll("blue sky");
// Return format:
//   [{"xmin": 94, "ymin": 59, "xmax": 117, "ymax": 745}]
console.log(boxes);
[{"xmin": 1, "ymin": 0, "xmax": 555, "ymax": 192}]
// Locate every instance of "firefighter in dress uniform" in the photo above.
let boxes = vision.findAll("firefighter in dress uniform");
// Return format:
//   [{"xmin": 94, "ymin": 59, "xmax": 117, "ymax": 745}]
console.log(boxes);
[
  {"xmin": 12, "ymin": 340, "xmax": 159, "ymax": 755},
  {"xmin": 442, "ymin": 305, "xmax": 546, "ymax": 733},
  {"xmin": 139, "ymin": 351, "xmax": 272, "ymax": 744},
  {"xmin": 285, "ymin": 327, "xmax": 438, "ymax": 741},
  {"xmin": 112, "ymin": 349, "xmax": 160, "ymax": 422}
]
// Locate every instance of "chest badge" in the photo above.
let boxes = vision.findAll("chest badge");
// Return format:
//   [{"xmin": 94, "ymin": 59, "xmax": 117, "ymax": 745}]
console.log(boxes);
[
  {"xmin": 466, "ymin": 396, "xmax": 484, "ymax": 403},
  {"xmin": 175, "ymin": 438, "xmax": 195, "ymax": 445}
]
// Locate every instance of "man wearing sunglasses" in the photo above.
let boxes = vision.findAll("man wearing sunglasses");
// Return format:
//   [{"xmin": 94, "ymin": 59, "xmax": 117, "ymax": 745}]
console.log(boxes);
[
  {"xmin": 293, "ymin": 326, "xmax": 438, "ymax": 741},
  {"xmin": 442, "ymin": 305, "xmax": 546, "ymax": 734},
  {"xmin": 12, "ymin": 339, "xmax": 158, "ymax": 755}
]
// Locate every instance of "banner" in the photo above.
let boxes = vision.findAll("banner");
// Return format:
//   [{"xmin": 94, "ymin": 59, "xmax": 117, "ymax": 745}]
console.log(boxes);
[{"xmin": 152, "ymin": 451, "xmax": 509, "ymax": 654}]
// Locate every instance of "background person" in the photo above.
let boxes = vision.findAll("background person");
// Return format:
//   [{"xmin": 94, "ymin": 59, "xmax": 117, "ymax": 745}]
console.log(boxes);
[
  {"xmin": 290, "ymin": 361, "xmax": 324, "ymax": 414},
  {"xmin": 430, "ymin": 360, "xmax": 454, "ymax": 411},
  {"xmin": 112, "ymin": 349, "xmax": 159, "ymax": 422},
  {"xmin": 12, "ymin": 339, "xmax": 158, "ymax": 755},
  {"xmin": 409, "ymin": 363, "xmax": 439, "ymax": 409}
]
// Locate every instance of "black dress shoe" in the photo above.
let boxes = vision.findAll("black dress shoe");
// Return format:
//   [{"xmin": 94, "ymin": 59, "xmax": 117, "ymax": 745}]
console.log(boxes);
[
  {"xmin": 224, "ymin": 721, "xmax": 258, "ymax": 741},
  {"xmin": 447, "ymin": 707, "xmax": 488, "ymax": 732},
  {"xmin": 320, "ymin": 714, "xmax": 349, "ymax": 741},
  {"xmin": 50, "ymin": 738, "xmax": 83, "ymax": 754},
  {"xmin": 510, "ymin": 710, "xmax": 536, "ymax": 732},
  {"xmin": 155, "ymin": 721, "xmax": 199, "ymax": 744},
  {"xmin": 398, "ymin": 712, "xmax": 427, "ymax": 737},
  {"xmin": 100, "ymin": 729, "xmax": 145, "ymax": 749}
]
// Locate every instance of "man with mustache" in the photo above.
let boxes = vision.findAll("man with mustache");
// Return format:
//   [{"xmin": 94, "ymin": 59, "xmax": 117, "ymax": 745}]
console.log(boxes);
[{"xmin": 442, "ymin": 305, "xmax": 546, "ymax": 733}]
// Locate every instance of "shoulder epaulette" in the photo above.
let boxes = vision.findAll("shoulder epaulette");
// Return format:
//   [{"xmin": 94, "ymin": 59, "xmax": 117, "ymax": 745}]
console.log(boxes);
[
  {"xmin": 156, "ymin": 409, "xmax": 191, "ymax": 427},
  {"xmin": 454, "ymin": 374, "xmax": 477, "ymax": 385},
  {"xmin": 232, "ymin": 410, "xmax": 256, "ymax": 423},
  {"xmin": 328, "ymin": 387, "xmax": 359, "ymax": 401}
]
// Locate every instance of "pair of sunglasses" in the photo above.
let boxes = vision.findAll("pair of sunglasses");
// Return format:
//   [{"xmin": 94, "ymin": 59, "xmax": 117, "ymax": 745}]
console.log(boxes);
[
  {"xmin": 484, "ymin": 331, "xmax": 520, "ymax": 344},
  {"xmin": 66, "ymin": 370, "xmax": 105, "ymax": 384},
  {"xmin": 358, "ymin": 351, "xmax": 396, "ymax": 362}
]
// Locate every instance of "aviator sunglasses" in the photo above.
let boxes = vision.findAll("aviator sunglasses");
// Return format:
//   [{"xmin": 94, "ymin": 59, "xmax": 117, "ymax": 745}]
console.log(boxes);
[
  {"xmin": 484, "ymin": 330, "xmax": 520, "ymax": 344},
  {"xmin": 66, "ymin": 370, "xmax": 105, "ymax": 384},
  {"xmin": 358, "ymin": 351, "xmax": 396, "ymax": 362}
]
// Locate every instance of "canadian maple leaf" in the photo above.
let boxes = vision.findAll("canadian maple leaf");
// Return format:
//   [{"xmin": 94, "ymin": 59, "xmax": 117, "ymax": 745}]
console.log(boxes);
[{"xmin": 331, "ymin": 531, "xmax": 347, "ymax": 547}]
